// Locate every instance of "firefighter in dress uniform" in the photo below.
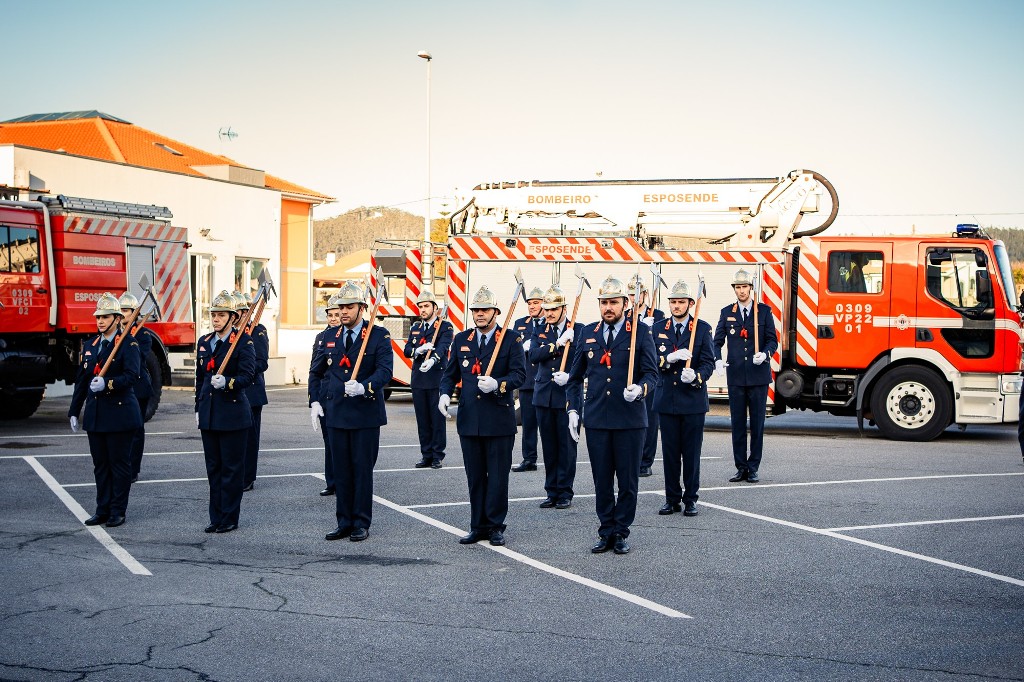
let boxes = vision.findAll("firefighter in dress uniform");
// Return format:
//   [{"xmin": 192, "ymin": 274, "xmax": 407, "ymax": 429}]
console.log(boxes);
[
  {"xmin": 69, "ymin": 293, "xmax": 143, "ymax": 528},
  {"xmin": 195, "ymin": 290, "xmax": 257, "ymax": 533},
  {"xmin": 308, "ymin": 280, "xmax": 393, "ymax": 542},
  {"xmin": 236, "ymin": 292, "xmax": 269, "ymax": 493},
  {"xmin": 532, "ymin": 285, "xmax": 583, "ymax": 509},
  {"xmin": 713, "ymin": 269, "xmax": 778, "ymax": 484},
  {"xmin": 439, "ymin": 285, "xmax": 526, "ymax": 547},
  {"xmin": 404, "ymin": 290, "xmax": 454, "ymax": 469},
  {"xmin": 627, "ymin": 280, "xmax": 666, "ymax": 478},
  {"xmin": 311, "ymin": 293, "xmax": 343, "ymax": 496},
  {"xmin": 118, "ymin": 291, "xmax": 155, "ymax": 484},
  {"xmin": 654, "ymin": 280, "xmax": 716, "ymax": 516},
  {"xmin": 511, "ymin": 287, "xmax": 546, "ymax": 472},
  {"xmin": 566, "ymin": 276, "xmax": 659, "ymax": 555}
]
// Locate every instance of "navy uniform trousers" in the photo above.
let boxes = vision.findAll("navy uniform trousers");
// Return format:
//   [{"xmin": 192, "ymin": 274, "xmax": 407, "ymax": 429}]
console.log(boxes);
[
  {"xmin": 519, "ymin": 388, "xmax": 538, "ymax": 465},
  {"xmin": 586, "ymin": 428, "xmax": 644, "ymax": 539},
  {"xmin": 537, "ymin": 408, "xmax": 576, "ymax": 503},
  {"xmin": 728, "ymin": 384, "xmax": 768, "ymax": 473},
  {"xmin": 328, "ymin": 427, "xmax": 380, "ymax": 530},
  {"xmin": 412, "ymin": 388, "xmax": 446, "ymax": 463},
  {"xmin": 461, "ymin": 435, "xmax": 514, "ymax": 533},
  {"xmin": 202, "ymin": 429, "xmax": 247, "ymax": 526},
  {"xmin": 129, "ymin": 398, "xmax": 148, "ymax": 478},
  {"xmin": 640, "ymin": 386, "xmax": 660, "ymax": 469},
  {"xmin": 320, "ymin": 416, "xmax": 334, "ymax": 488},
  {"xmin": 660, "ymin": 413, "xmax": 705, "ymax": 505},
  {"xmin": 89, "ymin": 431, "xmax": 135, "ymax": 517}
]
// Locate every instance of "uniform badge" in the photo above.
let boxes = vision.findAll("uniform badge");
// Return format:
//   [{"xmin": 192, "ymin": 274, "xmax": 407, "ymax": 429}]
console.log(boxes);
[
  {"xmin": 729, "ymin": 328, "xmax": 735, "ymax": 335},
  {"xmin": 588, "ymin": 350, "xmax": 594, "ymax": 359},
  {"xmin": 462, "ymin": 359, "xmax": 469, "ymax": 367},
  {"xmin": 327, "ymin": 358, "xmax": 333, "ymax": 366},
  {"xmin": 659, "ymin": 344, "xmax": 666, "ymax": 352}
]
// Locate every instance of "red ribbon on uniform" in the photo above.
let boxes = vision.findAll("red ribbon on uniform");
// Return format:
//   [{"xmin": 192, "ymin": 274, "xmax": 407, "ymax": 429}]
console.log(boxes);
[
  {"xmin": 688, "ymin": 320, "xmax": 693, "ymax": 332},
  {"xmin": 339, "ymin": 355, "xmax": 351, "ymax": 368},
  {"xmin": 740, "ymin": 328, "xmax": 748, "ymax": 339},
  {"xmin": 599, "ymin": 350, "xmax": 612, "ymax": 367},
  {"xmin": 93, "ymin": 363, "xmax": 101, "ymax": 376},
  {"xmin": 471, "ymin": 359, "xmax": 481, "ymax": 375},
  {"xmin": 206, "ymin": 357, "xmax": 216, "ymax": 371}
]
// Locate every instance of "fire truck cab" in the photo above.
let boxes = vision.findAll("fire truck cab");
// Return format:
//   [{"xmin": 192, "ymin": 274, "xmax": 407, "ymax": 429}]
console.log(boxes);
[{"xmin": 371, "ymin": 170, "xmax": 1022, "ymax": 441}]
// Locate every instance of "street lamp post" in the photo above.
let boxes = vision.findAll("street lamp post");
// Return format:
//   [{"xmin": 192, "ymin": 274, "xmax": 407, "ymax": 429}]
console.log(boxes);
[{"xmin": 418, "ymin": 50, "xmax": 432, "ymax": 246}]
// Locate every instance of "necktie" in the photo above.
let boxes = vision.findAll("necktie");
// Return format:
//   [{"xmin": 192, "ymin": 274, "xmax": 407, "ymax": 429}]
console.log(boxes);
[
  {"xmin": 479, "ymin": 333, "xmax": 486, "ymax": 351},
  {"xmin": 606, "ymin": 324, "xmax": 615, "ymax": 346},
  {"xmin": 675, "ymin": 323, "xmax": 683, "ymax": 342},
  {"xmin": 742, "ymin": 308, "xmax": 748, "ymax": 322},
  {"xmin": 345, "ymin": 329, "xmax": 354, "ymax": 351},
  {"xmin": 100, "ymin": 339, "xmax": 109, "ymax": 355},
  {"xmin": 211, "ymin": 338, "xmax": 219, "ymax": 354}
]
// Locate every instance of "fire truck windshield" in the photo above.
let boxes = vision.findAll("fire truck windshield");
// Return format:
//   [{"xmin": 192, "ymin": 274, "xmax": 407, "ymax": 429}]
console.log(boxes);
[{"xmin": 993, "ymin": 243, "xmax": 1018, "ymax": 309}]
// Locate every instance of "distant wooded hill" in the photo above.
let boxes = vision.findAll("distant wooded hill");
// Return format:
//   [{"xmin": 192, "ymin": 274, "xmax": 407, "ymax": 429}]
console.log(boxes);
[
  {"xmin": 313, "ymin": 207, "xmax": 423, "ymax": 260},
  {"xmin": 987, "ymin": 227, "xmax": 1024, "ymax": 262}
]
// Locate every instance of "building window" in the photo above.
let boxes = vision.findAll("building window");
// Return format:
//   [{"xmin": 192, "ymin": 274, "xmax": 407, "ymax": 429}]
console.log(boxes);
[
  {"xmin": 0, "ymin": 225, "xmax": 40, "ymax": 273},
  {"xmin": 235, "ymin": 257, "xmax": 268, "ymax": 297},
  {"xmin": 827, "ymin": 251, "xmax": 883, "ymax": 294}
]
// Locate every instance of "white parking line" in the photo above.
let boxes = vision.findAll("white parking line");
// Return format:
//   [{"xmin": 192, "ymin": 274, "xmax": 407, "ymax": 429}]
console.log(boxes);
[
  {"xmin": 699, "ymin": 500, "xmax": 1024, "ymax": 588},
  {"xmin": 0, "ymin": 431, "xmax": 183, "ymax": 440},
  {"xmin": 61, "ymin": 472, "xmax": 323, "ymax": 488},
  {"xmin": 22, "ymin": 456, "xmax": 151, "ymax": 576},
  {"xmin": 0, "ymin": 443, "xmax": 422, "ymax": 460},
  {"xmin": 824, "ymin": 514, "xmax": 1024, "ymax": 532},
  {"xmin": 373, "ymin": 491, "xmax": 690, "ymax": 619},
  {"xmin": 699, "ymin": 471, "xmax": 1024, "ymax": 491}
]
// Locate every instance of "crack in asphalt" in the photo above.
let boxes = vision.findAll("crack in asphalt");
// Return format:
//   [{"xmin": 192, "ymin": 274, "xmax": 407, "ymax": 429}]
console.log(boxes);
[
  {"xmin": 171, "ymin": 626, "xmax": 225, "ymax": 651},
  {"xmin": 252, "ymin": 577, "xmax": 288, "ymax": 612}
]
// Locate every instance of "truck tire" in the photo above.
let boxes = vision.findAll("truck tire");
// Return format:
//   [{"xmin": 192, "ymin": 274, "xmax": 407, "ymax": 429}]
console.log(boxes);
[
  {"xmin": 143, "ymin": 350, "xmax": 162, "ymax": 423},
  {"xmin": 870, "ymin": 366, "xmax": 952, "ymax": 442},
  {"xmin": 0, "ymin": 390, "xmax": 44, "ymax": 420}
]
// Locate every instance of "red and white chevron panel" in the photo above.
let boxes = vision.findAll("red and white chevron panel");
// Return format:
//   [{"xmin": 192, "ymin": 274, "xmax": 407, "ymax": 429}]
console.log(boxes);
[
  {"xmin": 67, "ymin": 216, "xmax": 191, "ymax": 323},
  {"xmin": 761, "ymin": 263, "xmax": 786, "ymax": 406},
  {"xmin": 448, "ymin": 236, "xmax": 785, "ymax": 264},
  {"xmin": 446, "ymin": 259, "xmax": 468, "ymax": 332},
  {"xmin": 794, "ymin": 237, "xmax": 821, "ymax": 367},
  {"xmin": 404, "ymin": 249, "xmax": 422, "ymax": 311}
]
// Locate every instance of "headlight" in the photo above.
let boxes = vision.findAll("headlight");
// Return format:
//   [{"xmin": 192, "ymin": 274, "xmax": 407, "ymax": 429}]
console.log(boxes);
[{"xmin": 1001, "ymin": 375, "xmax": 1023, "ymax": 393}]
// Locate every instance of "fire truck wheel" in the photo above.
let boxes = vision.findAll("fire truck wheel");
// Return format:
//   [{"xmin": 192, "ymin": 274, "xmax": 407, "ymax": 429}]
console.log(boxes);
[
  {"xmin": 870, "ymin": 366, "xmax": 952, "ymax": 442},
  {"xmin": 0, "ymin": 390, "xmax": 44, "ymax": 420},
  {"xmin": 143, "ymin": 350, "xmax": 163, "ymax": 422}
]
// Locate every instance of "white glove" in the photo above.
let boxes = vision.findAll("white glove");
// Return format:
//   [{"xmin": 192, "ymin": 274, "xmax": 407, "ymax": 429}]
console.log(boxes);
[
  {"xmin": 418, "ymin": 357, "xmax": 436, "ymax": 372},
  {"xmin": 680, "ymin": 367, "xmax": 697, "ymax": 384},
  {"xmin": 555, "ymin": 329, "xmax": 573, "ymax": 347},
  {"xmin": 70, "ymin": 416, "xmax": 79, "ymax": 433},
  {"xmin": 438, "ymin": 394, "xmax": 452, "ymax": 418},
  {"xmin": 715, "ymin": 359, "xmax": 728, "ymax": 376},
  {"xmin": 666, "ymin": 348, "xmax": 691, "ymax": 364},
  {"xmin": 89, "ymin": 376, "xmax": 105, "ymax": 393},
  {"xmin": 477, "ymin": 375, "xmax": 498, "ymax": 393},
  {"xmin": 568, "ymin": 410, "xmax": 580, "ymax": 442},
  {"xmin": 552, "ymin": 371, "xmax": 569, "ymax": 387},
  {"xmin": 753, "ymin": 352, "xmax": 767, "ymax": 365},
  {"xmin": 195, "ymin": 412, "xmax": 200, "ymax": 428},
  {"xmin": 311, "ymin": 401, "xmax": 324, "ymax": 431},
  {"xmin": 522, "ymin": 339, "xmax": 532, "ymax": 353},
  {"xmin": 415, "ymin": 342, "xmax": 434, "ymax": 356},
  {"xmin": 344, "ymin": 380, "xmax": 365, "ymax": 397},
  {"xmin": 623, "ymin": 384, "xmax": 643, "ymax": 402},
  {"xmin": 211, "ymin": 374, "xmax": 227, "ymax": 390},
  {"xmin": 642, "ymin": 316, "xmax": 655, "ymax": 327}
]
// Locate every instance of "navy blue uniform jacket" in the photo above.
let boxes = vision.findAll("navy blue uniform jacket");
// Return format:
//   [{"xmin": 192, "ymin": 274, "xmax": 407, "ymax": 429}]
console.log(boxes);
[
  {"xmin": 244, "ymin": 323, "xmax": 270, "ymax": 407},
  {"xmin": 308, "ymin": 322, "xmax": 393, "ymax": 429},
  {"xmin": 529, "ymin": 321, "xmax": 585, "ymax": 410},
  {"xmin": 512, "ymin": 315, "xmax": 543, "ymax": 391},
  {"xmin": 440, "ymin": 327, "xmax": 526, "ymax": 437},
  {"xmin": 654, "ymin": 317, "xmax": 716, "ymax": 414},
  {"xmin": 69, "ymin": 332, "xmax": 143, "ymax": 432},
  {"xmin": 566, "ymin": 319, "xmax": 659, "ymax": 429},
  {"xmin": 308, "ymin": 324, "xmax": 335, "ymax": 406},
  {"xmin": 195, "ymin": 330, "xmax": 257, "ymax": 430},
  {"xmin": 129, "ymin": 325, "xmax": 155, "ymax": 400},
  {"xmin": 403, "ymin": 318, "xmax": 454, "ymax": 390},
  {"xmin": 713, "ymin": 302, "xmax": 778, "ymax": 387}
]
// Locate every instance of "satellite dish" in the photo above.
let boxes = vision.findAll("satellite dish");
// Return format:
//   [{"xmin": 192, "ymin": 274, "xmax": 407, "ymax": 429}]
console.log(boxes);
[{"xmin": 218, "ymin": 127, "xmax": 238, "ymax": 142}]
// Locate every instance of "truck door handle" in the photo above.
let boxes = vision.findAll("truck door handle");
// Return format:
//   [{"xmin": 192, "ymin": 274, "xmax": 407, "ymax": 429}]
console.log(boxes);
[
  {"xmin": 36, "ymin": 287, "xmax": 47, "ymax": 294},
  {"xmin": 817, "ymin": 325, "xmax": 834, "ymax": 339},
  {"xmin": 916, "ymin": 328, "xmax": 933, "ymax": 342}
]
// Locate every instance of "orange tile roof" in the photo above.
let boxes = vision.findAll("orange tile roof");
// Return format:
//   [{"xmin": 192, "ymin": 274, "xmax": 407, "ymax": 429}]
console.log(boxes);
[{"xmin": 0, "ymin": 113, "xmax": 334, "ymax": 202}]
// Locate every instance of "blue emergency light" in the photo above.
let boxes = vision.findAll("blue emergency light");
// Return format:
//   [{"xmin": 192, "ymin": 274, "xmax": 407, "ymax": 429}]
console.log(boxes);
[{"xmin": 955, "ymin": 223, "xmax": 980, "ymax": 237}]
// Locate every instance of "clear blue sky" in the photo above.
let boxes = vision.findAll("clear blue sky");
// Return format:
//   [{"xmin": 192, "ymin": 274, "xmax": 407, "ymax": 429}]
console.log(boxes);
[{"xmin": 4, "ymin": 0, "xmax": 1022, "ymax": 234}]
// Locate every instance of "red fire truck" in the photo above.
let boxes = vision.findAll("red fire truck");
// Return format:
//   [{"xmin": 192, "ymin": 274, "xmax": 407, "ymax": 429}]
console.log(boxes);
[
  {"xmin": 371, "ymin": 170, "xmax": 1022, "ymax": 441},
  {"xmin": 0, "ymin": 195, "xmax": 195, "ymax": 420}
]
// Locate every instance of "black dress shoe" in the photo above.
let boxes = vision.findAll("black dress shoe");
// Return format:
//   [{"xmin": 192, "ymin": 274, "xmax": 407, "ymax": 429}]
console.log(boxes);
[
  {"xmin": 84, "ymin": 514, "xmax": 109, "ymax": 526},
  {"xmin": 729, "ymin": 469, "xmax": 748, "ymax": 483},
  {"xmin": 430, "ymin": 460, "xmax": 443, "ymax": 469},
  {"xmin": 639, "ymin": 466, "xmax": 653, "ymax": 477},
  {"xmin": 539, "ymin": 498, "xmax": 556, "ymax": 508},
  {"xmin": 613, "ymin": 535, "xmax": 631, "ymax": 555},
  {"xmin": 414, "ymin": 458, "xmax": 432, "ymax": 468},
  {"xmin": 215, "ymin": 523, "xmax": 238, "ymax": 533},
  {"xmin": 325, "ymin": 526, "xmax": 351, "ymax": 541},
  {"xmin": 459, "ymin": 531, "xmax": 486, "ymax": 544},
  {"xmin": 746, "ymin": 471, "xmax": 760, "ymax": 483},
  {"xmin": 659, "ymin": 502, "xmax": 682, "ymax": 515},
  {"xmin": 204, "ymin": 523, "xmax": 219, "ymax": 533},
  {"xmin": 590, "ymin": 536, "xmax": 613, "ymax": 553},
  {"xmin": 511, "ymin": 462, "xmax": 537, "ymax": 472},
  {"xmin": 319, "ymin": 486, "xmax": 336, "ymax": 496},
  {"xmin": 683, "ymin": 502, "xmax": 698, "ymax": 517},
  {"xmin": 242, "ymin": 482, "xmax": 254, "ymax": 492},
  {"xmin": 488, "ymin": 530, "xmax": 505, "ymax": 546},
  {"xmin": 555, "ymin": 499, "xmax": 572, "ymax": 509},
  {"xmin": 350, "ymin": 528, "xmax": 369, "ymax": 542},
  {"xmin": 105, "ymin": 515, "xmax": 125, "ymax": 528}
]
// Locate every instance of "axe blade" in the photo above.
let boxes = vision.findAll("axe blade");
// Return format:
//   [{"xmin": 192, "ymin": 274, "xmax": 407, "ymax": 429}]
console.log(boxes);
[
  {"xmin": 574, "ymin": 264, "xmax": 591, "ymax": 296},
  {"xmin": 376, "ymin": 267, "xmax": 389, "ymax": 304},
  {"xmin": 650, "ymin": 263, "xmax": 668, "ymax": 291},
  {"xmin": 514, "ymin": 267, "xmax": 526, "ymax": 303}
]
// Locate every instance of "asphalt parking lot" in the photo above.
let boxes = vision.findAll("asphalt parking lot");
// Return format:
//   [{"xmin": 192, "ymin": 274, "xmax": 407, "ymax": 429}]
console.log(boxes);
[{"xmin": 1, "ymin": 387, "xmax": 1022, "ymax": 681}]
